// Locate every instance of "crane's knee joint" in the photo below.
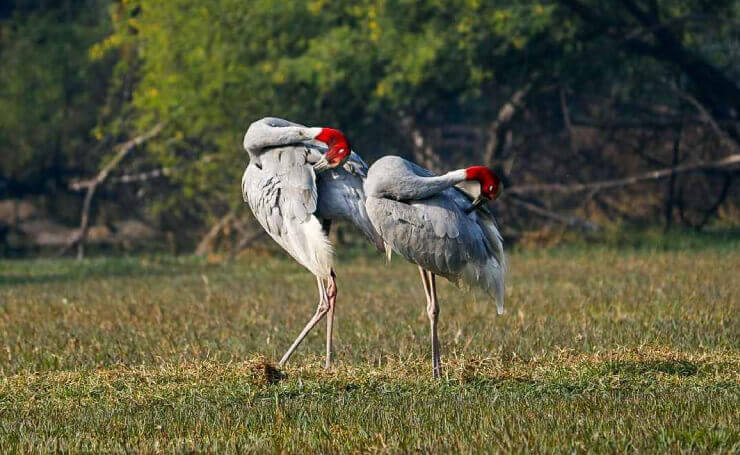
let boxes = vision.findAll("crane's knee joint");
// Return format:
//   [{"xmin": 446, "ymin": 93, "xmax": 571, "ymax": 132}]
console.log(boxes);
[{"xmin": 327, "ymin": 280, "xmax": 337, "ymax": 299}]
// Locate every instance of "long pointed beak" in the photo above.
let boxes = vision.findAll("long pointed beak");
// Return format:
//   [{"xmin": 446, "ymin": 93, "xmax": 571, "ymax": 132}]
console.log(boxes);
[
  {"xmin": 338, "ymin": 151, "xmax": 351, "ymax": 167},
  {"xmin": 313, "ymin": 156, "xmax": 331, "ymax": 173},
  {"xmin": 465, "ymin": 196, "xmax": 485, "ymax": 213}
]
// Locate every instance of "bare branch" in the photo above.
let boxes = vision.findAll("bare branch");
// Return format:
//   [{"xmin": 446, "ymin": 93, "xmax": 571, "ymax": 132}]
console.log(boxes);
[
  {"xmin": 399, "ymin": 116, "xmax": 442, "ymax": 173},
  {"xmin": 58, "ymin": 123, "xmax": 165, "ymax": 258},
  {"xmin": 507, "ymin": 195, "xmax": 600, "ymax": 231},
  {"xmin": 508, "ymin": 154, "xmax": 740, "ymax": 195},
  {"xmin": 696, "ymin": 175, "xmax": 734, "ymax": 230},
  {"xmin": 195, "ymin": 211, "xmax": 235, "ymax": 257},
  {"xmin": 484, "ymin": 84, "xmax": 532, "ymax": 166},
  {"xmin": 674, "ymin": 88, "xmax": 740, "ymax": 152},
  {"xmin": 69, "ymin": 167, "xmax": 172, "ymax": 191},
  {"xmin": 231, "ymin": 230, "xmax": 268, "ymax": 259},
  {"xmin": 559, "ymin": 86, "xmax": 576, "ymax": 154}
]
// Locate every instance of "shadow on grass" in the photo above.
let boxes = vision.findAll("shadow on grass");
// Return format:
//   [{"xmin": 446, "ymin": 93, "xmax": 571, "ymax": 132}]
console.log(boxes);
[
  {"xmin": 0, "ymin": 259, "xmax": 215, "ymax": 286},
  {"xmin": 605, "ymin": 359, "xmax": 699, "ymax": 376},
  {"xmin": 444, "ymin": 359, "xmax": 703, "ymax": 392},
  {"xmin": 586, "ymin": 228, "xmax": 740, "ymax": 253}
]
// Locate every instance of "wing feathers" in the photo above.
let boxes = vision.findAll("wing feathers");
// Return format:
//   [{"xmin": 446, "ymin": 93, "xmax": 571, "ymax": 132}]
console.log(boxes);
[{"xmin": 243, "ymin": 146, "xmax": 332, "ymax": 278}]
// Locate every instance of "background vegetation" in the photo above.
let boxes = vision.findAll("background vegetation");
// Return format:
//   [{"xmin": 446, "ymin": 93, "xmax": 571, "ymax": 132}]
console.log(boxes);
[{"xmin": 1, "ymin": 0, "xmax": 739, "ymax": 256}]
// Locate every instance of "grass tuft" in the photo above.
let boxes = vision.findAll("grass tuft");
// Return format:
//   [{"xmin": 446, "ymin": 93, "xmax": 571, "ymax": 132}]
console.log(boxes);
[{"xmin": 250, "ymin": 355, "xmax": 285, "ymax": 385}]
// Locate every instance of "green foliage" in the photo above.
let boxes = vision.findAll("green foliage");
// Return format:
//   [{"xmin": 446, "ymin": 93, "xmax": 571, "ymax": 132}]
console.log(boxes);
[
  {"xmin": 95, "ymin": 0, "xmax": 556, "ymax": 220},
  {"xmin": 0, "ymin": 1, "xmax": 111, "ymax": 193},
  {"xmin": 273, "ymin": 0, "xmax": 554, "ymax": 111},
  {"xmin": 97, "ymin": 0, "xmax": 740, "ymax": 219},
  {"xmin": 2, "ymin": 0, "xmax": 738, "ymax": 234}
]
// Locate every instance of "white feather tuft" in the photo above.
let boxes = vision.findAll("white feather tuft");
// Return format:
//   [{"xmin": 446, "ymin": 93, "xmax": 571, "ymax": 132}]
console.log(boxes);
[{"xmin": 285, "ymin": 216, "xmax": 333, "ymax": 279}]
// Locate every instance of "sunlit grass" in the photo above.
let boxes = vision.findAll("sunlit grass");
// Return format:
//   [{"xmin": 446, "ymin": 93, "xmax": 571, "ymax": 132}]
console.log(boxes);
[{"xmin": 0, "ymin": 239, "xmax": 738, "ymax": 453}]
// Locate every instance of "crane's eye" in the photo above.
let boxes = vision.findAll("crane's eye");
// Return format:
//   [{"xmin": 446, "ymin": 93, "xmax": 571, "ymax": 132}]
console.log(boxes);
[{"xmin": 488, "ymin": 185, "xmax": 494, "ymax": 192}]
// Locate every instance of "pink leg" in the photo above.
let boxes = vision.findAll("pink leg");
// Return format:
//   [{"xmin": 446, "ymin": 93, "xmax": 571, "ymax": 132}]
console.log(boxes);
[
  {"xmin": 427, "ymin": 271, "xmax": 441, "ymax": 378},
  {"xmin": 325, "ymin": 270, "xmax": 337, "ymax": 369},
  {"xmin": 278, "ymin": 276, "xmax": 329, "ymax": 367},
  {"xmin": 419, "ymin": 267, "xmax": 440, "ymax": 378}
]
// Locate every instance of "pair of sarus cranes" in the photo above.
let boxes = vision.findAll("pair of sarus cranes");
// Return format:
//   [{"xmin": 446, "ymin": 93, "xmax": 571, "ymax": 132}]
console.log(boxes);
[{"xmin": 242, "ymin": 117, "xmax": 505, "ymax": 378}]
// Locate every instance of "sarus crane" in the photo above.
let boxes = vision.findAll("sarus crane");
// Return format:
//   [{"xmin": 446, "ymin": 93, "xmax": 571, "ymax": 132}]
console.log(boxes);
[
  {"xmin": 241, "ymin": 117, "xmax": 382, "ymax": 369},
  {"xmin": 364, "ymin": 155, "xmax": 505, "ymax": 378}
]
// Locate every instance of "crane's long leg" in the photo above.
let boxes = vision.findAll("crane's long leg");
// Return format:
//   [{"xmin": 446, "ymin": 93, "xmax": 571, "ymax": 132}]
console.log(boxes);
[
  {"xmin": 320, "ymin": 220, "xmax": 337, "ymax": 369},
  {"xmin": 278, "ymin": 276, "xmax": 329, "ymax": 367},
  {"xmin": 418, "ymin": 266, "xmax": 440, "ymax": 378},
  {"xmin": 427, "ymin": 271, "xmax": 441, "ymax": 378},
  {"xmin": 419, "ymin": 266, "xmax": 432, "ymax": 302},
  {"xmin": 325, "ymin": 269, "xmax": 337, "ymax": 369}
]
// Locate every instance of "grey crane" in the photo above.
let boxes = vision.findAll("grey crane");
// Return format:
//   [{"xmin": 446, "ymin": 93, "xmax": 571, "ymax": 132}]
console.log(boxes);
[
  {"xmin": 241, "ymin": 117, "xmax": 382, "ymax": 369},
  {"xmin": 364, "ymin": 155, "xmax": 505, "ymax": 378}
]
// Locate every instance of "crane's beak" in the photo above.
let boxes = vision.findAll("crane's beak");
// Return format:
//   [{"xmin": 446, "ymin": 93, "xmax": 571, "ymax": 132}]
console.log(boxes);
[
  {"xmin": 313, "ymin": 156, "xmax": 331, "ymax": 173},
  {"xmin": 465, "ymin": 196, "xmax": 485, "ymax": 213}
]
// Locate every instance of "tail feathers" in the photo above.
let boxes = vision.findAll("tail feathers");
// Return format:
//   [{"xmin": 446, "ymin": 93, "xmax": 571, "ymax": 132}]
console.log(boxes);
[
  {"xmin": 492, "ymin": 265, "xmax": 505, "ymax": 315},
  {"xmin": 473, "ymin": 205, "xmax": 506, "ymax": 314},
  {"xmin": 462, "ymin": 255, "xmax": 505, "ymax": 315},
  {"xmin": 284, "ymin": 216, "xmax": 333, "ymax": 279}
]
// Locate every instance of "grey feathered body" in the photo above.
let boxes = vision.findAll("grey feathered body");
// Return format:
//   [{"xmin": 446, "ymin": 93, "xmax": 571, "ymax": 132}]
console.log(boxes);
[
  {"xmin": 364, "ymin": 155, "xmax": 506, "ymax": 312},
  {"xmin": 315, "ymin": 151, "xmax": 385, "ymax": 252},
  {"xmin": 241, "ymin": 118, "xmax": 382, "ymax": 278}
]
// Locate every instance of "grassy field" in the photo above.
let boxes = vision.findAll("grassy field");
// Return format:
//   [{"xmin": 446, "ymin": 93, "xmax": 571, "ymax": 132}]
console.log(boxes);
[{"xmin": 0, "ymin": 237, "xmax": 738, "ymax": 453}]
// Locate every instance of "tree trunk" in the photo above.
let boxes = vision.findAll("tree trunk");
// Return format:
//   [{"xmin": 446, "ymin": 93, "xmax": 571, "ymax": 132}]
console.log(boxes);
[
  {"xmin": 484, "ymin": 84, "xmax": 531, "ymax": 167},
  {"xmin": 664, "ymin": 129, "xmax": 682, "ymax": 231},
  {"xmin": 400, "ymin": 116, "xmax": 442, "ymax": 172}
]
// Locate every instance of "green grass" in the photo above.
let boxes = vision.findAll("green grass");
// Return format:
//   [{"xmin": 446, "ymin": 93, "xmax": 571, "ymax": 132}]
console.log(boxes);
[{"xmin": 0, "ymin": 240, "xmax": 738, "ymax": 453}]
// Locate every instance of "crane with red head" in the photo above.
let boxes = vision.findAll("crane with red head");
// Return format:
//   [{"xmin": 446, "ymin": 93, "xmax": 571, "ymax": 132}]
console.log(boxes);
[
  {"xmin": 242, "ymin": 117, "xmax": 382, "ymax": 370},
  {"xmin": 364, "ymin": 155, "xmax": 506, "ymax": 378}
]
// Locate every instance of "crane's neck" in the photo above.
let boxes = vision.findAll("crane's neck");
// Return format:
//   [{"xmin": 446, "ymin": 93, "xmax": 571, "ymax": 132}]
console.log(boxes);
[
  {"xmin": 409, "ymin": 169, "xmax": 468, "ymax": 200},
  {"xmin": 243, "ymin": 118, "xmax": 324, "ymax": 161}
]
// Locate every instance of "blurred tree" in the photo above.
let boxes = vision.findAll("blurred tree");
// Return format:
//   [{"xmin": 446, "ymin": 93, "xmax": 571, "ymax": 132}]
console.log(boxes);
[
  {"xmin": 0, "ymin": 0, "xmax": 112, "ymax": 209},
  {"xmin": 97, "ymin": 0, "xmax": 554, "ymax": 220},
  {"xmin": 2, "ymin": 0, "xmax": 738, "ymax": 254},
  {"xmin": 99, "ymin": 0, "xmax": 738, "ymax": 235}
]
